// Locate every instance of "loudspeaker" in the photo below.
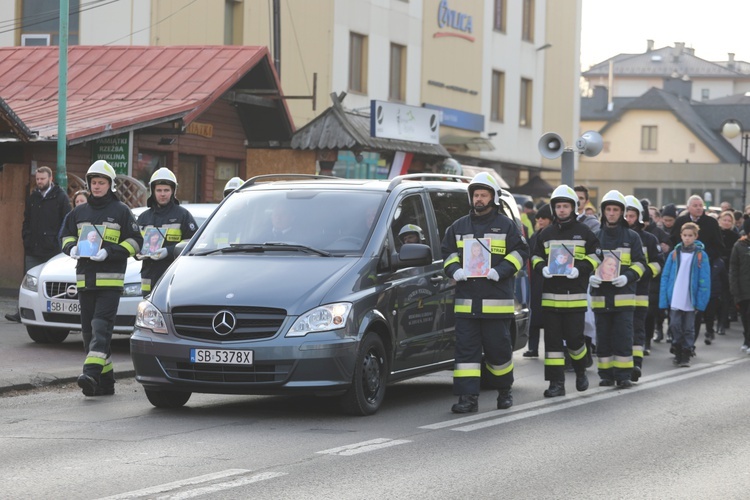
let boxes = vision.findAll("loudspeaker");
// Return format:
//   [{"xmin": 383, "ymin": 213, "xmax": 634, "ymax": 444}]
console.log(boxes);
[
  {"xmin": 575, "ymin": 131, "xmax": 603, "ymax": 157},
  {"xmin": 538, "ymin": 132, "xmax": 565, "ymax": 159}
]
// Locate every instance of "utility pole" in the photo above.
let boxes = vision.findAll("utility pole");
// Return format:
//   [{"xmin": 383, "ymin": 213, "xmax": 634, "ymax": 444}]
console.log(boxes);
[{"xmin": 56, "ymin": 0, "xmax": 69, "ymax": 189}]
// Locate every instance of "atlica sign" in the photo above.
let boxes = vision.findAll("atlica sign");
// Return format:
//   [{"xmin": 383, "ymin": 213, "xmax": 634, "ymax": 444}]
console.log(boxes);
[
  {"xmin": 435, "ymin": 0, "xmax": 474, "ymax": 42},
  {"xmin": 370, "ymin": 101, "xmax": 440, "ymax": 145}
]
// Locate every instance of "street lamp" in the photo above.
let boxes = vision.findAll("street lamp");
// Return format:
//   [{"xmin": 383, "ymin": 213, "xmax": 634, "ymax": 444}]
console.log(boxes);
[{"xmin": 722, "ymin": 120, "xmax": 750, "ymax": 210}]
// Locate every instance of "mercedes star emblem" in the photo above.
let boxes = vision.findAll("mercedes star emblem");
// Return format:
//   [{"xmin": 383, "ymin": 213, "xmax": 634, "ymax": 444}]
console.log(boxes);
[{"xmin": 212, "ymin": 310, "xmax": 236, "ymax": 336}]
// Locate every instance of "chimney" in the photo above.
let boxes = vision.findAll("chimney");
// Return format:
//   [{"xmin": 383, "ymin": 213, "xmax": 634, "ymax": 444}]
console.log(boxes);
[
  {"xmin": 675, "ymin": 42, "xmax": 685, "ymax": 52},
  {"xmin": 646, "ymin": 39, "xmax": 654, "ymax": 52},
  {"xmin": 593, "ymin": 86, "xmax": 609, "ymax": 111}
]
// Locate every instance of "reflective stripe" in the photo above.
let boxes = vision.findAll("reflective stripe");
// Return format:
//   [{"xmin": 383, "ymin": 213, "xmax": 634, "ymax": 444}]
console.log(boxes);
[
  {"xmin": 505, "ymin": 250, "xmax": 522, "ymax": 271},
  {"xmin": 454, "ymin": 362, "xmax": 481, "ymax": 378},
  {"xmin": 635, "ymin": 295, "xmax": 649, "ymax": 307},
  {"xmin": 485, "ymin": 233, "xmax": 507, "ymax": 241},
  {"xmin": 485, "ymin": 359, "xmax": 513, "ymax": 376},
  {"xmin": 444, "ymin": 253, "xmax": 460, "ymax": 267},
  {"xmin": 597, "ymin": 356, "xmax": 613, "ymax": 369},
  {"xmin": 101, "ymin": 361, "xmax": 114, "ymax": 374},
  {"xmin": 489, "ymin": 238, "xmax": 506, "ymax": 255},
  {"xmin": 141, "ymin": 278, "xmax": 152, "ymax": 292},
  {"xmin": 630, "ymin": 261, "xmax": 646, "ymax": 278},
  {"xmin": 614, "ymin": 294, "xmax": 636, "ymax": 307},
  {"xmin": 591, "ymin": 296, "xmax": 606, "ymax": 309},
  {"xmin": 585, "ymin": 253, "xmax": 601, "ymax": 269},
  {"xmin": 163, "ymin": 224, "xmax": 183, "ymax": 242},
  {"xmin": 569, "ymin": 344, "xmax": 587, "ymax": 360},
  {"xmin": 482, "ymin": 299, "xmax": 514, "ymax": 314},
  {"xmin": 545, "ymin": 351, "xmax": 566, "ymax": 366},
  {"xmin": 95, "ymin": 272, "xmax": 125, "ymax": 288},
  {"xmin": 542, "ymin": 298, "xmax": 588, "ymax": 308},
  {"xmin": 455, "ymin": 298, "xmax": 472, "ymax": 313},
  {"xmin": 531, "ymin": 256, "xmax": 546, "ymax": 267},
  {"xmin": 120, "ymin": 237, "xmax": 139, "ymax": 256},
  {"xmin": 648, "ymin": 262, "xmax": 661, "ymax": 276},
  {"xmin": 613, "ymin": 356, "xmax": 634, "ymax": 369},
  {"xmin": 84, "ymin": 356, "xmax": 106, "ymax": 366},
  {"xmin": 62, "ymin": 236, "xmax": 77, "ymax": 247},
  {"xmin": 633, "ymin": 346, "xmax": 644, "ymax": 358}
]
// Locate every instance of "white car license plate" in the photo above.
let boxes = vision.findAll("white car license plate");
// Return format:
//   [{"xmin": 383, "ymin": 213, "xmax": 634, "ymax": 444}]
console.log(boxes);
[
  {"xmin": 190, "ymin": 349, "xmax": 253, "ymax": 365},
  {"xmin": 47, "ymin": 300, "xmax": 81, "ymax": 314}
]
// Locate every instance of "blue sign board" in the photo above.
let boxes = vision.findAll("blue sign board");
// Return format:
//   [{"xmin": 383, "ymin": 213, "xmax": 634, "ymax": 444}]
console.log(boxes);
[{"xmin": 423, "ymin": 103, "xmax": 484, "ymax": 132}]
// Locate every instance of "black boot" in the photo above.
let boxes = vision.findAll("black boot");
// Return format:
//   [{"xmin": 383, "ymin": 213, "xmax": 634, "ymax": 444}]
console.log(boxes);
[
  {"xmin": 496, "ymin": 388, "xmax": 513, "ymax": 409},
  {"xmin": 96, "ymin": 369, "xmax": 115, "ymax": 396},
  {"xmin": 631, "ymin": 365, "xmax": 642, "ymax": 382},
  {"xmin": 575, "ymin": 371, "xmax": 589, "ymax": 392},
  {"xmin": 4, "ymin": 311, "xmax": 21, "ymax": 323},
  {"xmin": 78, "ymin": 364, "xmax": 103, "ymax": 397},
  {"xmin": 616, "ymin": 379, "xmax": 633, "ymax": 388},
  {"xmin": 680, "ymin": 348, "xmax": 691, "ymax": 367},
  {"xmin": 451, "ymin": 394, "xmax": 478, "ymax": 413},
  {"xmin": 543, "ymin": 380, "xmax": 565, "ymax": 397},
  {"xmin": 672, "ymin": 347, "xmax": 682, "ymax": 366}
]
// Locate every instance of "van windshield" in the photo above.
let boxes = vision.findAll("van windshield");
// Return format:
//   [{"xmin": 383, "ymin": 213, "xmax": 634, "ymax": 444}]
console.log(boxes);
[{"xmin": 190, "ymin": 190, "xmax": 386, "ymax": 254}]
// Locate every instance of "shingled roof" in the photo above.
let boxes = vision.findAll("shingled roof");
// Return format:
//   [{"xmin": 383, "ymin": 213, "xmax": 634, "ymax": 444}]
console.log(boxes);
[{"xmin": 0, "ymin": 45, "xmax": 294, "ymax": 144}]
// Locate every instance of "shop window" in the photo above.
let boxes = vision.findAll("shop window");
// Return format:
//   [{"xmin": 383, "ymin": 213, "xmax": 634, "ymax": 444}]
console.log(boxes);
[
  {"xmin": 213, "ymin": 160, "xmax": 239, "ymax": 202},
  {"xmin": 389, "ymin": 43, "xmax": 406, "ymax": 102},
  {"xmin": 519, "ymin": 78, "xmax": 532, "ymax": 127},
  {"xmin": 349, "ymin": 32, "xmax": 368, "ymax": 93},
  {"xmin": 491, "ymin": 70, "xmax": 505, "ymax": 122},
  {"xmin": 133, "ymin": 151, "xmax": 168, "ymax": 188},
  {"xmin": 20, "ymin": 0, "xmax": 80, "ymax": 45}
]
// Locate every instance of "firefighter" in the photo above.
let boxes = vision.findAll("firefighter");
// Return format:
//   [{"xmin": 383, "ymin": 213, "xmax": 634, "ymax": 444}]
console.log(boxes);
[
  {"xmin": 624, "ymin": 195, "xmax": 662, "ymax": 382},
  {"xmin": 531, "ymin": 185, "xmax": 600, "ymax": 397},
  {"xmin": 223, "ymin": 177, "xmax": 244, "ymax": 198},
  {"xmin": 136, "ymin": 168, "xmax": 198, "ymax": 296},
  {"xmin": 589, "ymin": 190, "xmax": 646, "ymax": 388},
  {"xmin": 441, "ymin": 172, "xmax": 529, "ymax": 413},
  {"xmin": 398, "ymin": 224, "xmax": 425, "ymax": 245},
  {"xmin": 60, "ymin": 160, "xmax": 143, "ymax": 396}
]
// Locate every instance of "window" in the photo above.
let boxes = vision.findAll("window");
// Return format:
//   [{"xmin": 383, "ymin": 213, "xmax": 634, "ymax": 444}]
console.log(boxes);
[
  {"xmin": 213, "ymin": 160, "xmax": 239, "ymax": 202},
  {"xmin": 20, "ymin": 0, "xmax": 80, "ymax": 45},
  {"xmin": 224, "ymin": 0, "xmax": 243, "ymax": 45},
  {"xmin": 519, "ymin": 78, "xmax": 533, "ymax": 127},
  {"xmin": 662, "ymin": 188, "xmax": 686, "ymax": 206},
  {"xmin": 522, "ymin": 0, "xmax": 534, "ymax": 42},
  {"xmin": 493, "ymin": 0, "xmax": 506, "ymax": 32},
  {"xmin": 389, "ymin": 43, "xmax": 406, "ymax": 102},
  {"xmin": 491, "ymin": 71, "xmax": 505, "ymax": 122},
  {"xmin": 133, "ymin": 151, "xmax": 168, "ymax": 188},
  {"xmin": 429, "ymin": 190, "xmax": 470, "ymax": 242},
  {"xmin": 641, "ymin": 126, "xmax": 657, "ymax": 151},
  {"xmin": 633, "ymin": 188, "xmax": 657, "ymax": 206},
  {"xmin": 701, "ymin": 88, "xmax": 710, "ymax": 101},
  {"xmin": 349, "ymin": 33, "xmax": 368, "ymax": 93},
  {"xmin": 392, "ymin": 194, "xmax": 431, "ymax": 253}
]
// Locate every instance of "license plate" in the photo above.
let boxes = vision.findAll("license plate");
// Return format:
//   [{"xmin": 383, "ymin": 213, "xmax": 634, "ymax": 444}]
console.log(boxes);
[
  {"xmin": 190, "ymin": 349, "xmax": 254, "ymax": 365},
  {"xmin": 46, "ymin": 300, "xmax": 81, "ymax": 314}
]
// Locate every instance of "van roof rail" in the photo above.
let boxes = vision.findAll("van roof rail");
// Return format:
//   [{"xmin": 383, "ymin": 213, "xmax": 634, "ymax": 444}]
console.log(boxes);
[
  {"xmin": 387, "ymin": 173, "xmax": 472, "ymax": 191},
  {"xmin": 243, "ymin": 173, "xmax": 339, "ymax": 188}
]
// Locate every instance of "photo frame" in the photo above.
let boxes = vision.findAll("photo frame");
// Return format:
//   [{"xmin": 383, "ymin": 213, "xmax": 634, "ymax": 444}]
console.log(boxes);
[
  {"xmin": 596, "ymin": 249, "xmax": 622, "ymax": 282},
  {"xmin": 140, "ymin": 227, "xmax": 166, "ymax": 256},
  {"xmin": 547, "ymin": 243, "xmax": 575, "ymax": 276},
  {"xmin": 463, "ymin": 237, "xmax": 492, "ymax": 278},
  {"xmin": 77, "ymin": 224, "xmax": 104, "ymax": 258}
]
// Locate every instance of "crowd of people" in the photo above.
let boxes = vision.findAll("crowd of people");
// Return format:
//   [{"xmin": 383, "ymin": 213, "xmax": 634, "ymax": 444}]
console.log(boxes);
[{"xmin": 522, "ymin": 185, "xmax": 750, "ymax": 398}]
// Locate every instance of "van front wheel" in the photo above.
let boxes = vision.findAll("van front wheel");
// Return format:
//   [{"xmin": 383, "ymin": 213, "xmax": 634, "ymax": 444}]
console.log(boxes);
[{"xmin": 340, "ymin": 333, "xmax": 388, "ymax": 416}]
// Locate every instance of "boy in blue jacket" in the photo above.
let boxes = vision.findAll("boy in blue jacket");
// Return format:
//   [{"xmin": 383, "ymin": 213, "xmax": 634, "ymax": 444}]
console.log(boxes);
[{"xmin": 659, "ymin": 222, "xmax": 711, "ymax": 367}]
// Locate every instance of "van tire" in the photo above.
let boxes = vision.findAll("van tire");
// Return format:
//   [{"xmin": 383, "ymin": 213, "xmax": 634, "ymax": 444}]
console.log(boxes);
[
  {"xmin": 145, "ymin": 388, "xmax": 192, "ymax": 409},
  {"xmin": 340, "ymin": 333, "xmax": 388, "ymax": 416},
  {"xmin": 26, "ymin": 326, "xmax": 69, "ymax": 344}
]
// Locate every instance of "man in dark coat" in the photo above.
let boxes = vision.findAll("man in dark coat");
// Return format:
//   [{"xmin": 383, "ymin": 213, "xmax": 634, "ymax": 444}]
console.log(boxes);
[{"xmin": 670, "ymin": 195, "xmax": 724, "ymax": 262}]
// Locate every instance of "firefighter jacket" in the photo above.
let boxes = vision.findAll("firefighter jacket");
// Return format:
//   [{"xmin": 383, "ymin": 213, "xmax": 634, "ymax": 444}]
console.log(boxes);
[
  {"xmin": 631, "ymin": 226, "xmax": 662, "ymax": 309},
  {"xmin": 659, "ymin": 241, "xmax": 710, "ymax": 312},
  {"xmin": 530, "ymin": 218, "xmax": 600, "ymax": 312},
  {"xmin": 22, "ymin": 183, "xmax": 71, "ymax": 259},
  {"xmin": 136, "ymin": 200, "xmax": 197, "ymax": 293},
  {"xmin": 60, "ymin": 192, "xmax": 142, "ymax": 291},
  {"xmin": 591, "ymin": 222, "xmax": 647, "ymax": 312},
  {"xmin": 442, "ymin": 209, "xmax": 528, "ymax": 319}
]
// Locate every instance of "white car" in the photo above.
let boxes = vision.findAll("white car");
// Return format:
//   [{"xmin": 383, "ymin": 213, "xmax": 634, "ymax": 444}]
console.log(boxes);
[{"xmin": 17, "ymin": 203, "xmax": 218, "ymax": 343}]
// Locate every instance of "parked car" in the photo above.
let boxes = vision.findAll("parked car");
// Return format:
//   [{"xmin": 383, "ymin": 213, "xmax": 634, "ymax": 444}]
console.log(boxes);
[
  {"xmin": 16, "ymin": 203, "xmax": 218, "ymax": 344},
  {"xmin": 131, "ymin": 174, "xmax": 530, "ymax": 415}
]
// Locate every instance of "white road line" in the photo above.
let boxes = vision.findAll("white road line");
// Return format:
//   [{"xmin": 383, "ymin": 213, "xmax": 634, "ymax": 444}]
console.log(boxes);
[
  {"xmin": 317, "ymin": 438, "xmax": 412, "ymax": 456},
  {"xmin": 420, "ymin": 357, "xmax": 748, "ymax": 431},
  {"xmin": 98, "ymin": 469, "xmax": 251, "ymax": 499},
  {"xmin": 156, "ymin": 472, "xmax": 287, "ymax": 500}
]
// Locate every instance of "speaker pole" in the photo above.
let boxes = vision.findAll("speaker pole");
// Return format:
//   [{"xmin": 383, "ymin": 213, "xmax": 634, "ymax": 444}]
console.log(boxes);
[{"xmin": 561, "ymin": 149, "xmax": 574, "ymax": 187}]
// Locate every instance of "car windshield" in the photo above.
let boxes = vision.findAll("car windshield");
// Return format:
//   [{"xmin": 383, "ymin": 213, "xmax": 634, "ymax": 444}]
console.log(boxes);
[{"xmin": 189, "ymin": 189, "xmax": 385, "ymax": 255}]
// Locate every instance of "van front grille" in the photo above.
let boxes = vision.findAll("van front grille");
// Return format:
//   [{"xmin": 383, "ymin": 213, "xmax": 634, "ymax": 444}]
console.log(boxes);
[{"xmin": 171, "ymin": 306, "xmax": 286, "ymax": 341}]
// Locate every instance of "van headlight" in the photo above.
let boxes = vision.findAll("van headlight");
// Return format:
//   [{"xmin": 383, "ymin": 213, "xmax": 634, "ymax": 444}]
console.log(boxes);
[
  {"xmin": 286, "ymin": 303, "xmax": 352, "ymax": 337},
  {"xmin": 122, "ymin": 283, "xmax": 142, "ymax": 297},
  {"xmin": 21, "ymin": 273, "xmax": 38, "ymax": 292},
  {"xmin": 135, "ymin": 301, "xmax": 168, "ymax": 334}
]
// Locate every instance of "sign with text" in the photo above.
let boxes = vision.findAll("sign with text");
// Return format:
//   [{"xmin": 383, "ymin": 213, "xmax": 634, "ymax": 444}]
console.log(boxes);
[
  {"xmin": 91, "ymin": 133, "xmax": 130, "ymax": 175},
  {"xmin": 370, "ymin": 101, "xmax": 440, "ymax": 145}
]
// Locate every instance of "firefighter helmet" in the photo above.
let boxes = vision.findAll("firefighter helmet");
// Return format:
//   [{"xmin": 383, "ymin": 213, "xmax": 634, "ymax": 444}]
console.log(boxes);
[
  {"xmin": 549, "ymin": 184, "xmax": 579, "ymax": 217},
  {"xmin": 600, "ymin": 189, "xmax": 627, "ymax": 214},
  {"xmin": 86, "ymin": 160, "xmax": 117, "ymax": 192},
  {"xmin": 149, "ymin": 167, "xmax": 178, "ymax": 191},
  {"xmin": 624, "ymin": 195, "xmax": 643, "ymax": 224},
  {"xmin": 223, "ymin": 177, "xmax": 244, "ymax": 197},
  {"xmin": 398, "ymin": 224, "xmax": 425, "ymax": 244},
  {"xmin": 467, "ymin": 172, "xmax": 501, "ymax": 207}
]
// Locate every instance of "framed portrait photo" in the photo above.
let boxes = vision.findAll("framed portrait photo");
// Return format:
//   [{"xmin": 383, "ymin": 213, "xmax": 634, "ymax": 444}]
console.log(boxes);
[
  {"xmin": 463, "ymin": 237, "xmax": 491, "ymax": 278},
  {"xmin": 547, "ymin": 243, "xmax": 575, "ymax": 276},
  {"xmin": 77, "ymin": 224, "xmax": 104, "ymax": 258},
  {"xmin": 140, "ymin": 227, "xmax": 165, "ymax": 257},
  {"xmin": 596, "ymin": 250, "xmax": 621, "ymax": 282}
]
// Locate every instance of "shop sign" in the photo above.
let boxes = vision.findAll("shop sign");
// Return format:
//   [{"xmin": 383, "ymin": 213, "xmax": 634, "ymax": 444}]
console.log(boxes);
[
  {"xmin": 423, "ymin": 103, "xmax": 484, "ymax": 132},
  {"xmin": 370, "ymin": 101, "xmax": 440, "ymax": 145},
  {"xmin": 435, "ymin": 0, "xmax": 475, "ymax": 42},
  {"xmin": 186, "ymin": 122, "xmax": 213, "ymax": 138},
  {"xmin": 91, "ymin": 133, "xmax": 130, "ymax": 175}
]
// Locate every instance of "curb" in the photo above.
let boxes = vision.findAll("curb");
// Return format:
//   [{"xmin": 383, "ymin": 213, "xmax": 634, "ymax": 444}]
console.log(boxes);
[{"xmin": 0, "ymin": 370, "xmax": 136, "ymax": 395}]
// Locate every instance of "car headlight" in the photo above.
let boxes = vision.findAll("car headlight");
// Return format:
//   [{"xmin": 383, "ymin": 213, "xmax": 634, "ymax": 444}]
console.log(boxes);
[
  {"xmin": 286, "ymin": 303, "xmax": 352, "ymax": 337},
  {"xmin": 21, "ymin": 273, "xmax": 38, "ymax": 292},
  {"xmin": 135, "ymin": 300, "xmax": 168, "ymax": 334},
  {"xmin": 122, "ymin": 283, "xmax": 142, "ymax": 297}
]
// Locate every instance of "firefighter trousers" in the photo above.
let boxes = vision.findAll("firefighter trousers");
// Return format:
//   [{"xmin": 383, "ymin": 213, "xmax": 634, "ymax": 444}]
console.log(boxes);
[
  {"xmin": 633, "ymin": 308, "xmax": 648, "ymax": 370},
  {"xmin": 543, "ymin": 310, "xmax": 587, "ymax": 382},
  {"xmin": 594, "ymin": 310, "xmax": 634, "ymax": 382},
  {"xmin": 79, "ymin": 289, "xmax": 121, "ymax": 380},
  {"xmin": 453, "ymin": 317, "xmax": 513, "ymax": 395}
]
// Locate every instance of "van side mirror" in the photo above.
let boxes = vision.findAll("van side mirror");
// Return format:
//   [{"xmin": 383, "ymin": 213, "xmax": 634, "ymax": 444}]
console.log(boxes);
[{"xmin": 393, "ymin": 243, "xmax": 432, "ymax": 270}]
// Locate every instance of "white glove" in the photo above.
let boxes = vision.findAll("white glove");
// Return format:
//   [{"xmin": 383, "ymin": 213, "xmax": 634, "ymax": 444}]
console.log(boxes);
[
  {"xmin": 542, "ymin": 266, "xmax": 553, "ymax": 279},
  {"xmin": 589, "ymin": 274, "xmax": 602, "ymax": 288},
  {"xmin": 487, "ymin": 269, "xmax": 499, "ymax": 281},
  {"xmin": 566, "ymin": 267, "xmax": 579, "ymax": 279},
  {"xmin": 612, "ymin": 274, "xmax": 628, "ymax": 287},
  {"xmin": 452, "ymin": 268, "xmax": 467, "ymax": 282},
  {"xmin": 90, "ymin": 248, "xmax": 108, "ymax": 262},
  {"xmin": 133, "ymin": 252, "xmax": 147, "ymax": 261},
  {"xmin": 150, "ymin": 248, "xmax": 169, "ymax": 261},
  {"xmin": 69, "ymin": 246, "xmax": 79, "ymax": 259}
]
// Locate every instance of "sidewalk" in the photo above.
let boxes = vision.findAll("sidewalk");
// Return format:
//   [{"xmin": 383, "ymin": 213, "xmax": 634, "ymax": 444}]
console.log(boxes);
[{"xmin": 0, "ymin": 293, "xmax": 135, "ymax": 393}]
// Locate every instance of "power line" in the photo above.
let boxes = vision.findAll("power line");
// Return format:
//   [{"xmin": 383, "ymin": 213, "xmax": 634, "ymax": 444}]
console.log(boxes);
[
  {"xmin": 104, "ymin": 0, "xmax": 201, "ymax": 45},
  {"xmin": 0, "ymin": 0, "xmax": 121, "ymax": 35}
]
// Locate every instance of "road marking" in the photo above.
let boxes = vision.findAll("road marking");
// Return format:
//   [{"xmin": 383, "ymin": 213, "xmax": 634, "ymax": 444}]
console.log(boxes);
[
  {"xmin": 98, "ymin": 469, "xmax": 284, "ymax": 500},
  {"xmin": 420, "ymin": 357, "xmax": 748, "ymax": 432},
  {"xmin": 156, "ymin": 472, "xmax": 286, "ymax": 500},
  {"xmin": 317, "ymin": 438, "xmax": 412, "ymax": 456}
]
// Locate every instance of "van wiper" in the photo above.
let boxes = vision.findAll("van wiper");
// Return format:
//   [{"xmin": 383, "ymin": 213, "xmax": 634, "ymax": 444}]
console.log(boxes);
[
  {"xmin": 191, "ymin": 243, "xmax": 332, "ymax": 257},
  {"xmin": 260, "ymin": 242, "xmax": 332, "ymax": 257},
  {"xmin": 191, "ymin": 244, "xmax": 265, "ymax": 256}
]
